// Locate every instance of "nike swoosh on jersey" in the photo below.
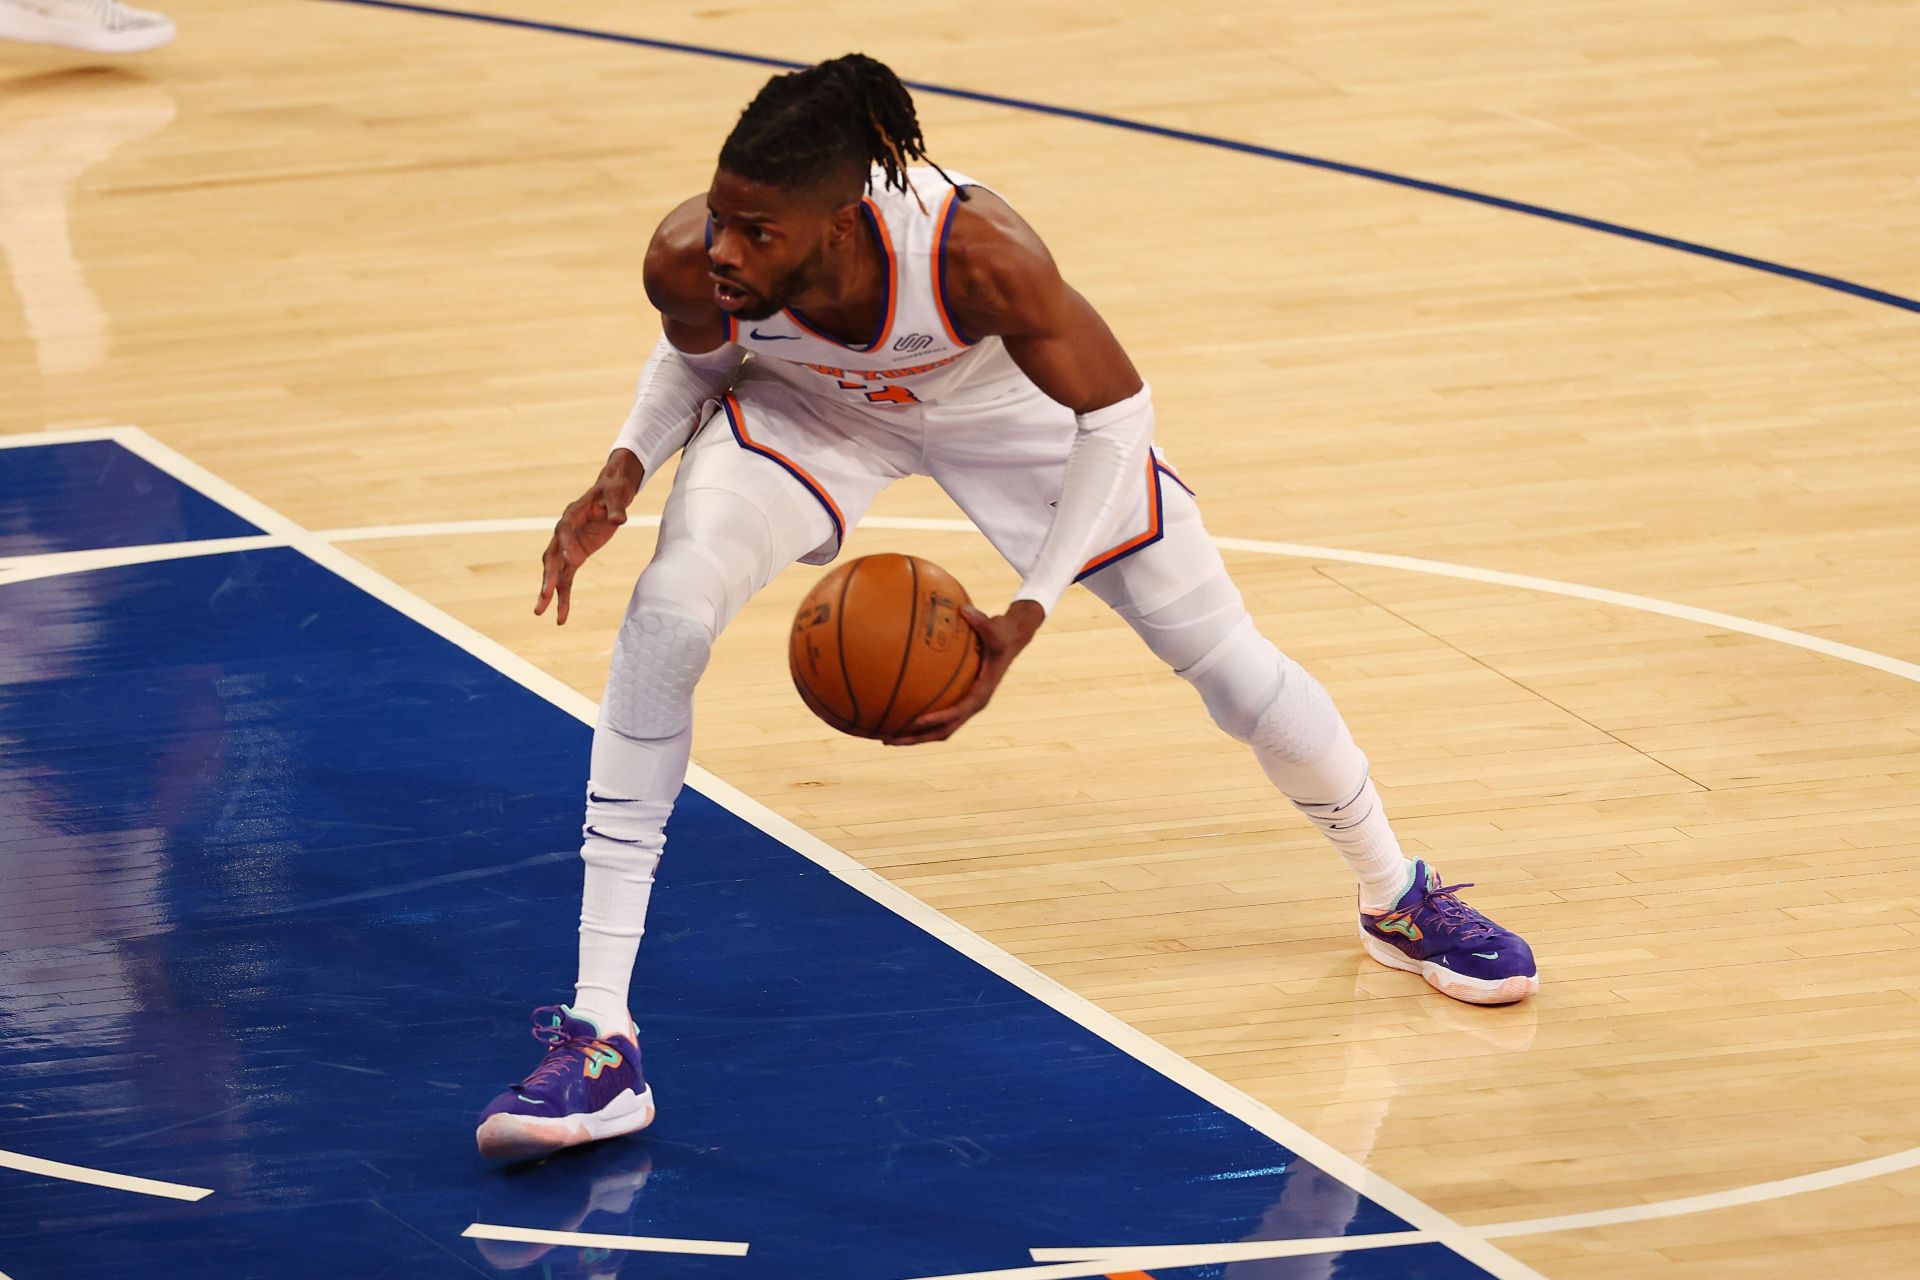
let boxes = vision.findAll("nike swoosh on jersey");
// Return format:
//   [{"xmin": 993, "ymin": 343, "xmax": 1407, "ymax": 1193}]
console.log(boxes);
[{"xmin": 750, "ymin": 329, "xmax": 800, "ymax": 340}]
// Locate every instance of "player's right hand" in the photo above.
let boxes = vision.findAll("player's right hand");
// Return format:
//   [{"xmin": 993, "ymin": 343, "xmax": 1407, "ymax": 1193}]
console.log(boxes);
[{"xmin": 536, "ymin": 451, "xmax": 645, "ymax": 625}]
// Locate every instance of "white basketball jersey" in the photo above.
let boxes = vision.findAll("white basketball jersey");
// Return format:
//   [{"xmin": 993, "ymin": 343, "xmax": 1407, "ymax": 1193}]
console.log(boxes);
[{"xmin": 721, "ymin": 166, "xmax": 1027, "ymax": 410}]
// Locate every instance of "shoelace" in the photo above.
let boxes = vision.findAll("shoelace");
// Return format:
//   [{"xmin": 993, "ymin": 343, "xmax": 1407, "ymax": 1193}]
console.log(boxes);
[
  {"xmin": 1408, "ymin": 881, "xmax": 1500, "ymax": 944},
  {"xmin": 512, "ymin": 1018, "xmax": 615, "ymax": 1091}
]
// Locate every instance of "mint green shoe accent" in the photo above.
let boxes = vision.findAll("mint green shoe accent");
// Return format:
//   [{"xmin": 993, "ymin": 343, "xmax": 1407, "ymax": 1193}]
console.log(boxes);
[
  {"xmin": 560, "ymin": 1003, "xmax": 613, "ymax": 1040},
  {"xmin": 1386, "ymin": 863, "xmax": 1418, "ymax": 903},
  {"xmin": 1376, "ymin": 915, "xmax": 1421, "ymax": 941}
]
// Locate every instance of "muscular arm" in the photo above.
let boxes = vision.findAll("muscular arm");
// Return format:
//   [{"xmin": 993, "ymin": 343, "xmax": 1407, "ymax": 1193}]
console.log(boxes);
[
  {"xmin": 943, "ymin": 189, "xmax": 1142, "ymax": 413},
  {"xmin": 886, "ymin": 191, "xmax": 1158, "ymax": 743},
  {"xmin": 943, "ymin": 192, "xmax": 1156, "ymax": 615}
]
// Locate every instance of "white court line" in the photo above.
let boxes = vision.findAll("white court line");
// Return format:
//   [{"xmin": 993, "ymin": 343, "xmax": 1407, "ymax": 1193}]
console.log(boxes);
[
  {"xmin": 0, "ymin": 1148, "xmax": 213, "ymax": 1202},
  {"xmin": 10, "ymin": 430, "xmax": 1920, "ymax": 1256},
  {"xmin": 462, "ymin": 1223, "xmax": 747, "ymax": 1256},
  {"xmin": 1210, "ymin": 536, "xmax": 1920, "ymax": 685},
  {"xmin": 1028, "ymin": 1233, "xmax": 1431, "ymax": 1261},
  {"xmin": 1034, "ymin": 1230, "xmax": 1433, "ymax": 1268},
  {"xmin": 310, "ymin": 514, "xmax": 977, "ymax": 542},
  {"xmin": 1478, "ymin": 1145, "xmax": 1920, "ymax": 1239},
  {"xmin": 904, "ymin": 1232, "xmax": 1432, "ymax": 1280},
  {"xmin": 309, "ymin": 514, "xmax": 1920, "ymax": 687},
  {"xmin": 317, "ymin": 516, "xmax": 569, "ymax": 541},
  {"xmin": 0, "ymin": 427, "xmax": 145, "ymax": 450},
  {"xmin": 0, "ymin": 535, "xmax": 281, "ymax": 584}
]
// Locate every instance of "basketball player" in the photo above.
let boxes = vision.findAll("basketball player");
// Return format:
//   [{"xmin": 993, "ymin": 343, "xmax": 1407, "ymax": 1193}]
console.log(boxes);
[
  {"xmin": 477, "ymin": 54, "xmax": 1538, "ymax": 1162},
  {"xmin": 0, "ymin": 0, "xmax": 174, "ymax": 52}
]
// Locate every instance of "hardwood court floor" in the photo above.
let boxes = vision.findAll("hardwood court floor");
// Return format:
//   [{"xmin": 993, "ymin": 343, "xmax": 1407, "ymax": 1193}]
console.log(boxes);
[{"xmin": 3, "ymin": 1, "xmax": 1918, "ymax": 1274}]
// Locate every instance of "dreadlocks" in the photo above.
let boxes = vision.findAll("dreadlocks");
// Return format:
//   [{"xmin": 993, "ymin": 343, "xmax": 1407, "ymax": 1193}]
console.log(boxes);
[{"xmin": 718, "ymin": 53, "xmax": 963, "ymax": 204}]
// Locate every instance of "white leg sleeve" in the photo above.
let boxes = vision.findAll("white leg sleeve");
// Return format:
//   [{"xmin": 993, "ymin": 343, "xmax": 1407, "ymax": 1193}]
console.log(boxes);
[
  {"xmin": 571, "ymin": 437, "xmax": 835, "ymax": 1030},
  {"xmin": 1090, "ymin": 516, "xmax": 1415, "ymax": 911}
]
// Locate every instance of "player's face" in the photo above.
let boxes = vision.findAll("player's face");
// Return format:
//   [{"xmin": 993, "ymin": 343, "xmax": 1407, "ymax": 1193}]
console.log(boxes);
[{"xmin": 705, "ymin": 170, "xmax": 855, "ymax": 321}]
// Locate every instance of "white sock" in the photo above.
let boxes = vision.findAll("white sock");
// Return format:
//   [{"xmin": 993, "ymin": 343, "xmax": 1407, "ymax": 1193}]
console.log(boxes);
[
  {"xmin": 570, "ymin": 617, "xmax": 707, "ymax": 1034},
  {"xmin": 571, "ymin": 789, "xmax": 670, "ymax": 1036},
  {"xmin": 1230, "ymin": 649, "xmax": 1416, "ymax": 911},
  {"xmin": 1292, "ymin": 773, "xmax": 1416, "ymax": 911}
]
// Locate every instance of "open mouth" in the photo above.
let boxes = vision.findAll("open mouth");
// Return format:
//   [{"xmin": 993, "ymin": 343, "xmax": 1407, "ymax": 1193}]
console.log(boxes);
[{"xmin": 712, "ymin": 278, "xmax": 753, "ymax": 312}]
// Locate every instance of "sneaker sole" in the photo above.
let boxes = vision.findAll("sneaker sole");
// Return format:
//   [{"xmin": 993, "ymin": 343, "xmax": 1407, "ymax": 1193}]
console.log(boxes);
[
  {"xmin": 1361, "ymin": 931, "xmax": 1539, "ymax": 1005},
  {"xmin": 475, "ymin": 1085, "xmax": 656, "ymax": 1163},
  {"xmin": 0, "ymin": 10, "xmax": 176, "ymax": 52}
]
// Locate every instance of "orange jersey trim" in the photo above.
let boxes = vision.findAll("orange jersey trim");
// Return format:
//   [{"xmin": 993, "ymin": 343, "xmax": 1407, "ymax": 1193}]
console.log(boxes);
[
  {"xmin": 1075, "ymin": 458, "xmax": 1165, "ymax": 581},
  {"xmin": 932, "ymin": 187, "xmax": 976, "ymax": 347},
  {"xmin": 866, "ymin": 197, "xmax": 899, "ymax": 348},
  {"xmin": 784, "ymin": 198, "xmax": 897, "ymax": 353},
  {"xmin": 1156, "ymin": 452, "xmax": 1195, "ymax": 496},
  {"xmin": 720, "ymin": 394, "xmax": 845, "ymax": 547}
]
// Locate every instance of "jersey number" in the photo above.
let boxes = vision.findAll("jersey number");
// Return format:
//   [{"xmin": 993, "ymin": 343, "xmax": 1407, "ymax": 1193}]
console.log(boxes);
[{"xmin": 862, "ymin": 385, "xmax": 920, "ymax": 406}]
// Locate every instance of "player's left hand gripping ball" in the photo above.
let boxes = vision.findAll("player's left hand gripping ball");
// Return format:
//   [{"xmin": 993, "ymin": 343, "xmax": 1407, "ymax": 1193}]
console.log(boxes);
[{"xmin": 886, "ymin": 599, "xmax": 1043, "ymax": 744}]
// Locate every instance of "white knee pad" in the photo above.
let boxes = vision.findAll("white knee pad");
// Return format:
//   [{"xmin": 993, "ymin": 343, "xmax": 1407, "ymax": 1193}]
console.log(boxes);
[
  {"xmin": 603, "ymin": 606, "xmax": 712, "ymax": 742},
  {"xmin": 598, "ymin": 479, "xmax": 804, "ymax": 749},
  {"xmin": 585, "ymin": 611, "xmax": 700, "ymax": 910},
  {"xmin": 1182, "ymin": 615, "xmax": 1368, "ymax": 806},
  {"xmin": 1103, "ymin": 551, "xmax": 1388, "ymax": 857},
  {"xmin": 1183, "ymin": 617, "xmax": 1286, "ymax": 740},
  {"xmin": 655, "ymin": 479, "xmax": 823, "ymax": 627}
]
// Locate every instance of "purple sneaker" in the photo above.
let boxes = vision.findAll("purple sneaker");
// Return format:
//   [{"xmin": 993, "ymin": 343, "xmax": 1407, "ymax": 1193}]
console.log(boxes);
[
  {"xmin": 1360, "ymin": 861, "xmax": 1538, "ymax": 1005},
  {"xmin": 477, "ymin": 1005, "xmax": 656, "ymax": 1163}
]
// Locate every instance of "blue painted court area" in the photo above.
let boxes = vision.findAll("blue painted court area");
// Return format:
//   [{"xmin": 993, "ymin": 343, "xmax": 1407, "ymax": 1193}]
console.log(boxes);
[
  {"xmin": 0, "ymin": 440, "xmax": 1500, "ymax": 1279},
  {"xmin": 0, "ymin": 439, "xmax": 258, "ymax": 556}
]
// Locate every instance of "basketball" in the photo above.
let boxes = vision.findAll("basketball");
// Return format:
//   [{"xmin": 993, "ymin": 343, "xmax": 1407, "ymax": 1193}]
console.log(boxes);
[{"xmin": 789, "ymin": 554, "xmax": 984, "ymax": 739}]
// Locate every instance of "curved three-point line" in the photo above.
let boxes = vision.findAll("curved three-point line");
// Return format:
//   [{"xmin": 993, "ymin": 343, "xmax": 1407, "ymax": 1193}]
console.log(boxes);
[{"xmin": 311, "ymin": 0, "xmax": 1920, "ymax": 318}]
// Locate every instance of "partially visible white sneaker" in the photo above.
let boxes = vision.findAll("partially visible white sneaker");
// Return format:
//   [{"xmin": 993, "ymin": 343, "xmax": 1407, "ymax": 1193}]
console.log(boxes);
[{"xmin": 0, "ymin": 0, "xmax": 176, "ymax": 54}]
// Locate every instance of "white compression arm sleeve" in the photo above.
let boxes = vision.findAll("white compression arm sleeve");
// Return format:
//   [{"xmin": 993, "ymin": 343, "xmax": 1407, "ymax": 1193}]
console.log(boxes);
[
  {"xmin": 610, "ymin": 337, "xmax": 746, "ymax": 482},
  {"xmin": 1011, "ymin": 382, "xmax": 1156, "ymax": 616}
]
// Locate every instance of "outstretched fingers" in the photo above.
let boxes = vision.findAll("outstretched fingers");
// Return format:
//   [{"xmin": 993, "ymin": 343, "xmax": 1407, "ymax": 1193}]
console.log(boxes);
[{"xmin": 536, "ymin": 524, "xmax": 584, "ymax": 624}]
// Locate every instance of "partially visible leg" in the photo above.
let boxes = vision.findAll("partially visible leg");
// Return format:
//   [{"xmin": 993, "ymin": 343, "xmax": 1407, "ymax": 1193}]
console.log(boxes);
[
  {"xmin": 1086, "ymin": 482, "xmax": 1537, "ymax": 1004},
  {"xmin": 1082, "ymin": 485, "xmax": 1414, "ymax": 910},
  {"xmin": 931, "ymin": 392, "xmax": 1416, "ymax": 906},
  {"xmin": 929, "ymin": 391, "xmax": 1534, "ymax": 1003},
  {"xmin": 573, "ymin": 432, "xmax": 837, "ymax": 1034},
  {"xmin": 1136, "ymin": 577, "xmax": 1416, "ymax": 910},
  {"xmin": 928, "ymin": 393, "xmax": 1411, "ymax": 901},
  {"xmin": 477, "ymin": 417, "xmax": 838, "ymax": 1161}
]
